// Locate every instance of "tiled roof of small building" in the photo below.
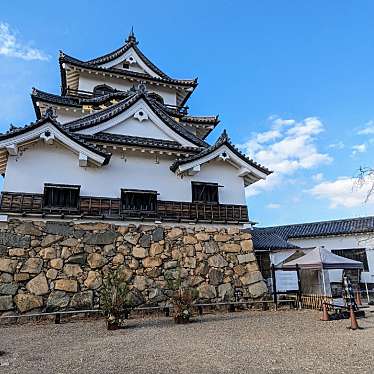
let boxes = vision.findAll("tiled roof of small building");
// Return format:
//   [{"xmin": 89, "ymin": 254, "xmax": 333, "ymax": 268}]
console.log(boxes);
[
  {"xmin": 64, "ymin": 91, "xmax": 209, "ymax": 148},
  {"xmin": 258, "ymin": 216, "xmax": 374, "ymax": 239},
  {"xmin": 170, "ymin": 130, "xmax": 272, "ymax": 175},
  {"xmin": 250, "ymin": 229, "xmax": 299, "ymax": 251}
]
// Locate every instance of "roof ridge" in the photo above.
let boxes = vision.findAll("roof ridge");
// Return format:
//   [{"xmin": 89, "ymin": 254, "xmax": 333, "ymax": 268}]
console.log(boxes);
[{"xmin": 260, "ymin": 215, "xmax": 374, "ymax": 231}]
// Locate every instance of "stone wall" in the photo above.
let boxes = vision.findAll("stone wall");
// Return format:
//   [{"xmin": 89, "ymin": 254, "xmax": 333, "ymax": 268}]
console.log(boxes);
[{"xmin": 0, "ymin": 220, "xmax": 267, "ymax": 314}]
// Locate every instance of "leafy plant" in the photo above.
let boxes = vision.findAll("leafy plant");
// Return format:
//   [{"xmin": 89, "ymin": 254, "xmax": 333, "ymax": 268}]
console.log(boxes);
[
  {"xmin": 100, "ymin": 269, "xmax": 132, "ymax": 329},
  {"xmin": 166, "ymin": 267, "xmax": 197, "ymax": 323}
]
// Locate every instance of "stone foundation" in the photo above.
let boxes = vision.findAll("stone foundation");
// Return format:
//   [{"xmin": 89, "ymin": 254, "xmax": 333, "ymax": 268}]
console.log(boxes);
[{"xmin": 0, "ymin": 220, "xmax": 267, "ymax": 314}]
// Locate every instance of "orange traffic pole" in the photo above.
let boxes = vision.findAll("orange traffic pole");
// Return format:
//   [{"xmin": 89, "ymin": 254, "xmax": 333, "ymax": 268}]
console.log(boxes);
[
  {"xmin": 348, "ymin": 305, "xmax": 359, "ymax": 330},
  {"xmin": 355, "ymin": 290, "xmax": 362, "ymax": 306},
  {"xmin": 320, "ymin": 302, "xmax": 330, "ymax": 321}
]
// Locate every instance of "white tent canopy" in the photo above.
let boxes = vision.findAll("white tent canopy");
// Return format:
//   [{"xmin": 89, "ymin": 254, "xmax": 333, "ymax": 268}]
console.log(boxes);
[{"xmin": 281, "ymin": 246, "xmax": 363, "ymax": 270}]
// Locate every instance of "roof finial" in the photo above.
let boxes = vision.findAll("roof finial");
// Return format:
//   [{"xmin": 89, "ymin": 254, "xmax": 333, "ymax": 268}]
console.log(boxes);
[
  {"xmin": 217, "ymin": 129, "xmax": 229, "ymax": 144},
  {"xmin": 126, "ymin": 26, "xmax": 137, "ymax": 44}
]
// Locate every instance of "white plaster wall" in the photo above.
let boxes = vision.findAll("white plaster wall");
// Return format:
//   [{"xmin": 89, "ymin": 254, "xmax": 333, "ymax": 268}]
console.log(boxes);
[
  {"xmin": 102, "ymin": 116, "xmax": 175, "ymax": 141},
  {"xmin": 77, "ymin": 72, "xmax": 177, "ymax": 105},
  {"xmin": 3, "ymin": 141, "xmax": 246, "ymax": 205},
  {"xmin": 289, "ymin": 235, "xmax": 374, "ymax": 285},
  {"xmin": 55, "ymin": 109, "xmax": 85, "ymax": 124}
]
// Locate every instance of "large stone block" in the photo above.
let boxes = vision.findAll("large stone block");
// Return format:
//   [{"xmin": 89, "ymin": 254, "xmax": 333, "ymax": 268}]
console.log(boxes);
[
  {"xmin": 198, "ymin": 283, "xmax": 216, "ymax": 299},
  {"xmin": 39, "ymin": 247, "xmax": 57, "ymax": 260},
  {"xmin": 208, "ymin": 268, "xmax": 223, "ymax": 285},
  {"xmin": 20, "ymin": 257, "xmax": 43, "ymax": 274},
  {"xmin": 208, "ymin": 254, "xmax": 228, "ymax": 268},
  {"xmin": 45, "ymin": 222, "xmax": 73, "ymax": 236},
  {"xmin": 50, "ymin": 258, "xmax": 64, "ymax": 269},
  {"xmin": 0, "ymin": 282, "xmax": 19, "ymax": 295},
  {"xmin": 84, "ymin": 271, "xmax": 102, "ymax": 289},
  {"xmin": 222, "ymin": 243, "xmax": 241, "ymax": 253},
  {"xmin": 54, "ymin": 279, "xmax": 78, "ymax": 293},
  {"xmin": 70, "ymin": 291, "xmax": 93, "ymax": 310},
  {"xmin": 240, "ymin": 271, "xmax": 263, "ymax": 286},
  {"xmin": 143, "ymin": 257, "xmax": 162, "ymax": 268},
  {"xmin": 41, "ymin": 235, "xmax": 62, "ymax": 247},
  {"xmin": 14, "ymin": 222, "xmax": 42, "ymax": 236},
  {"xmin": 152, "ymin": 227, "xmax": 164, "ymax": 242},
  {"xmin": 246, "ymin": 281, "xmax": 268, "ymax": 298},
  {"xmin": 237, "ymin": 253, "xmax": 256, "ymax": 264},
  {"xmin": 47, "ymin": 291, "xmax": 70, "ymax": 311},
  {"xmin": 84, "ymin": 231, "xmax": 117, "ymax": 245},
  {"xmin": 8, "ymin": 248, "xmax": 25, "ymax": 257},
  {"xmin": 139, "ymin": 234, "xmax": 151, "ymax": 248},
  {"xmin": 167, "ymin": 228, "xmax": 183, "ymax": 240},
  {"xmin": 240, "ymin": 240, "xmax": 253, "ymax": 252},
  {"xmin": 0, "ymin": 258, "xmax": 18, "ymax": 273},
  {"xmin": 63, "ymin": 264, "xmax": 83, "ymax": 277},
  {"xmin": 87, "ymin": 253, "xmax": 106, "ymax": 269},
  {"xmin": 218, "ymin": 283, "xmax": 234, "ymax": 300},
  {"xmin": 14, "ymin": 293, "xmax": 43, "ymax": 313},
  {"xmin": 0, "ymin": 232, "xmax": 31, "ymax": 248},
  {"xmin": 0, "ymin": 295, "xmax": 14, "ymax": 311},
  {"xmin": 26, "ymin": 273, "xmax": 49, "ymax": 295},
  {"xmin": 132, "ymin": 247, "xmax": 148, "ymax": 259}
]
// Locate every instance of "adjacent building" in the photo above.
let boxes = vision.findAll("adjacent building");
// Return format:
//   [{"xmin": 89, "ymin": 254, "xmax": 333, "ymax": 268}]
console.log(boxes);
[{"xmin": 252, "ymin": 216, "xmax": 374, "ymax": 296}]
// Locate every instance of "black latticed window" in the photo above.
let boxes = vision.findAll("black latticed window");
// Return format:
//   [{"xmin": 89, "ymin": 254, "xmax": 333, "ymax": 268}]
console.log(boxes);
[
  {"xmin": 121, "ymin": 189, "xmax": 157, "ymax": 213},
  {"xmin": 192, "ymin": 182, "xmax": 219, "ymax": 203},
  {"xmin": 331, "ymin": 248, "xmax": 369, "ymax": 271},
  {"xmin": 43, "ymin": 184, "xmax": 80, "ymax": 210}
]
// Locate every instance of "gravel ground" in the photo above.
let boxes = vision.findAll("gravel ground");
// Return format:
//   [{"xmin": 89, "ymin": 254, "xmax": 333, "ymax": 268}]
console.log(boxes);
[{"xmin": 1, "ymin": 309, "xmax": 374, "ymax": 374}]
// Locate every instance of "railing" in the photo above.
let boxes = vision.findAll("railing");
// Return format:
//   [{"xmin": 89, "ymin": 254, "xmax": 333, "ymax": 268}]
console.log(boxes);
[
  {"xmin": 0, "ymin": 192, "xmax": 249, "ymax": 223},
  {"xmin": 300, "ymin": 294, "xmax": 333, "ymax": 310}
]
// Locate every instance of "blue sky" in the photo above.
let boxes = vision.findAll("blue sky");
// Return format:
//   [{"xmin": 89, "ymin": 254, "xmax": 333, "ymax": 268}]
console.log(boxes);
[{"xmin": 0, "ymin": 0, "xmax": 374, "ymax": 226}]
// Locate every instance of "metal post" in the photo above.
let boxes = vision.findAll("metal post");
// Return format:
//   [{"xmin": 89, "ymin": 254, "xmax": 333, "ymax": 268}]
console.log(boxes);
[
  {"xmin": 321, "ymin": 268, "xmax": 327, "ymax": 297},
  {"xmin": 271, "ymin": 264, "xmax": 278, "ymax": 311},
  {"xmin": 365, "ymin": 281, "xmax": 370, "ymax": 304},
  {"xmin": 296, "ymin": 264, "xmax": 302, "ymax": 310}
]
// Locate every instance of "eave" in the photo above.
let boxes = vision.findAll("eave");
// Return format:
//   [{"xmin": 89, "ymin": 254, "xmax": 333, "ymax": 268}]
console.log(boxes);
[
  {"xmin": 0, "ymin": 115, "xmax": 111, "ymax": 169},
  {"xmin": 170, "ymin": 130, "xmax": 272, "ymax": 185}
]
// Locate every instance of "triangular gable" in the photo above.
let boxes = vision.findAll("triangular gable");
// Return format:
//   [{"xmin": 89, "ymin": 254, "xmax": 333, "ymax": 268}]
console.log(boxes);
[
  {"xmin": 74, "ymin": 98, "xmax": 196, "ymax": 147},
  {"xmin": 170, "ymin": 130, "xmax": 272, "ymax": 186},
  {"xmin": 98, "ymin": 46, "xmax": 161, "ymax": 78},
  {"xmin": 65, "ymin": 93, "xmax": 208, "ymax": 148},
  {"xmin": 0, "ymin": 116, "xmax": 110, "ymax": 167}
]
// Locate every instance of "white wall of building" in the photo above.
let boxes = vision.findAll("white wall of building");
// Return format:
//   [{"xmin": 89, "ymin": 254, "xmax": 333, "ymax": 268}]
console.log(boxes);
[
  {"xmin": 77, "ymin": 72, "xmax": 177, "ymax": 106},
  {"xmin": 289, "ymin": 235, "xmax": 374, "ymax": 285},
  {"xmin": 3, "ymin": 141, "xmax": 246, "ymax": 205}
]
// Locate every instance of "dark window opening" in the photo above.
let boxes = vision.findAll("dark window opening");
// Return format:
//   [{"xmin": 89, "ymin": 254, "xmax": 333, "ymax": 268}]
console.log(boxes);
[
  {"xmin": 255, "ymin": 252, "xmax": 271, "ymax": 279},
  {"xmin": 43, "ymin": 184, "xmax": 80, "ymax": 210},
  {"xmin": 192, "ymin": 182, "xmax": 219, "ymax": 203},
  {"xmin": 331, "ymin": 248, "xmax": 369, "ymax": 272},
  {"xmin": 122, "ymin": 62, "xmax": 130, "ymax": 69},
  {"xmin": 121, "ymin": 189, "xmax": 157, "ymax": 213},
  {"xmin": 93, "ymin": 84, "xmax": 114, "ymax": 96}
]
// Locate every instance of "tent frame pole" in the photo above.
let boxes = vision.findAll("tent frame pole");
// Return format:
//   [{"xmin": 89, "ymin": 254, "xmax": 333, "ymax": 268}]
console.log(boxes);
[{"xmin": 321, "ymin": 267, "xmax": 327, "ymax": 297}]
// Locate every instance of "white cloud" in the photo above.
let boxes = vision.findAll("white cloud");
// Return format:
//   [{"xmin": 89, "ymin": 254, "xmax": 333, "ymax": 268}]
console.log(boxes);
[
  {"xmin": 351, "ymin": 143, "xmax": 367, "ymax": 156},
  {"xmin": 0, "ymin": 22, "xmax": 49, "ymax": 61},
  {"xmin": 240, "ymin": 116, "xmax": 332, "ymax": 195},
  {"xmin": 266, "ymin": 203, "xmax": 281, "ymax": 209},
  {"xmin": 358, "ymin": 120, "xmax": 374, "ymax": 135},
  {"xmin": 312, "ymin": 173, "xmax": 324, "ymax": 182},
  {"xmin": 328, "ymin": 141, "xmax": 345, "ymax": 150},
  {"xmin": 309, "ymin": 176, "xmax": 374, "ymax": 208}
]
